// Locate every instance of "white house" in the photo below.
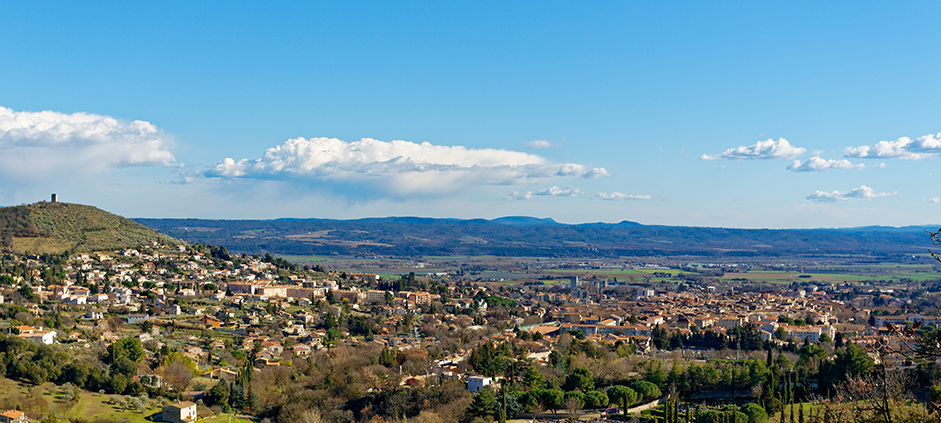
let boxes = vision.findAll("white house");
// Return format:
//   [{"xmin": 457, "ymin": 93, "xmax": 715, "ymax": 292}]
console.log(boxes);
[
  {"xmin": 466, "ymin": 376, "xmax": 492, "ymax": 393},
  {"xmin": 127, "ymin": 314, "xmax": 151, "ymax": 324},
  {"xmin": 16, "ymin": 325, "xmax": 56, "ymax": 345}
]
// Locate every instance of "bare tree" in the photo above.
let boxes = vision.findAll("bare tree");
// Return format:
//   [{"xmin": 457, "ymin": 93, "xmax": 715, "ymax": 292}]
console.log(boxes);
[{"xmin": 159, "ymin": 362, "xmax": 194, "ymax": 392}]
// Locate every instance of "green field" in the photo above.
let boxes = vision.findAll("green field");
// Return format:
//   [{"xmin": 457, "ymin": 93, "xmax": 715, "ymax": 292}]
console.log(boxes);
[
  {"xmin": 770, "ymin": 402, "xmax": 815, "ymax": 423},
  {"xmin": 278, "ymin": 255, "xmax": 335, "ymax": 263},
  {"xmin": 542, "ymin": 266, "xmax": 941, "ymax": 286},
  {"xmin": 0, "ymin": 377, "xmax": 253, "ymax": 423}
]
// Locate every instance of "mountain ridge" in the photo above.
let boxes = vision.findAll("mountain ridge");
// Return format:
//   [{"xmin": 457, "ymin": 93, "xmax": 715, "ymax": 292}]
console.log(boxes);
[{"xmin": 134, "ymin": 215, "xmax": 941, "ymax": 259}]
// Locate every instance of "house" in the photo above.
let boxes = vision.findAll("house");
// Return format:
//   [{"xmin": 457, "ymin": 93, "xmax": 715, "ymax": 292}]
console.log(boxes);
[
  {"xmin": 161, "ymin": 401, "xmax": 197, "ymax": 423},
  {"xmin": 127, "ymin": 314, "xmax": 151, "ymax": 324},
  {"xmin": 200, "ymin": 315, "xmax": 221, "ymax": 327},
  {"xmin": 203, "ymin": 367, "xmax": 238, "ymax": 381},
  {"xmin": 291, "ymin": 344, "xmax": 312, "ymax": 357},
  {"xmin": 0, "ymin": 410, "xmax": 29, "ymax": 423},
  {"xmin": 16, "ymin": 326, "xmax": 56, "ymax": 345},
  {"xmin": 467, "ymin": 376, "xmax": 493, "ymax": 392},
  {"xmin": 261, "ymin": 341, "xmax": 284, "ymax": 355}
]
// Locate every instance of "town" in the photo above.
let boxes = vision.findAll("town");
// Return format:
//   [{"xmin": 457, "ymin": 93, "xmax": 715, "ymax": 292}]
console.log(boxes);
[{"xmin": 1, "ymin": 235, "xmax": 940, "ymax": 423}]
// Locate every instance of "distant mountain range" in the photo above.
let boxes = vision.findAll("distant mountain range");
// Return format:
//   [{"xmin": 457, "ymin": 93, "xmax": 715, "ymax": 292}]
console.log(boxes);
[
  {"xmin": 134, "ymin": 216, "xmax": 941, "ymax": 259},
  {"xmin": 3, "ymin": 201, "xmax": 934, "ymax": 259}
]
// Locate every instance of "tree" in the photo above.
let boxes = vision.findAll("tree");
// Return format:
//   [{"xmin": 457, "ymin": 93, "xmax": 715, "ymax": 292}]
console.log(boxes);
[
  {"xmin": 606, "ymin": 385, "xmax": 638, "ymax": 412},
  {"xmin": 562, "ymin": 367, "xmax": 594, "ymax": 392},
  {"xmin": 160, "ymin": 362, "xmax": 194, "ymax": 393},
  {"xmin": 110, "ymin": 374, "xmax": 128, "ymax": 394},
  {"xmin": 630, "ymin": 380, "xmax": 661, "ymax": 402},
  {"xmin": 523, "ymin": 365, "xmax": 546, "ymax": 390},
  {"xmin": 740, "ymin": 403, "xmax": 768, "ymax": 423},
  {"xmin": 563, "ymin": 391, "xmax": 584, "ymax": 416},
  {"xmin": 467, "ymin": 388, "xmax": 497, "ymax": 419},
  {"xmin": 110, "ymin": 357, "xmax": 138, "ymax": 379},
  {"xmin": 108, "ymin": 338, "xmax": 144, "ymax": 363},
  {"xmin": 584, "ymin": 390, "xmax": 608, "ymax": 409},
  {"xmin": 206, "ymin": 381, "xmax": 230, "ymax": 408},
  {"xmin": 540, "ymin": 389, "xmax": 564, "ymax": 414},
  {"xmin": 833, "ymin": 344, "xmax": 874, "ymax": 379}
]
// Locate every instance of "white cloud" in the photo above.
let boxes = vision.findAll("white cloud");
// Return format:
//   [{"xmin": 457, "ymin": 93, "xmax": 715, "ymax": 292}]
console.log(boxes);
[
  {"xmin": 535, "ymin": 186, "xmax": 582, "ymax": 197},
  {"xmin": 208, "ymin": 137, "xmax": 601, "ymax": 196},
  {"xmin": 929, "ymin": 198, "xmax": 941, "ymax": 204},
  {"xmin": 0, "ymin": 106, "xmax": 175, "ymax": 178},
  {"xmin": 503, "ymin": 185, "xmax": 582, "ymax": 200},
  {"xmin": 555, "ymin": 163, "xmax": 610, "ymax": 178},
  {"xmin": 597, "ymin": 192, "xmax": 652, "ymax": 200},
  {"xmin": 582, "ymin": 167, "xmax": 611, "ymax": 178},
  {"xmin": 844, "ymin": 133, "xmax": 941, "ymax": 160},
  {"xmin": 503, "ymin": 190, "xmax": 534, "ymax": 200},
  {"xmin": 806, "ymin": 185, "xmax": 894, "ymax": 202},
  {"xmin": 525, "ymin": 139, "xmax": 558, "ymax": 149},
  {"xmin": 786, "ymin": 157, "xmax": 865, "ymax": 172},
  {"xmin": 701, "ymin": 138, "xmax": 806, "ymax": 160}
]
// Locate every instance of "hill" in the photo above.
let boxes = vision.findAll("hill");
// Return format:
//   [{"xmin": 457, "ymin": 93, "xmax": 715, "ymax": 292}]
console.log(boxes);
[
  {"xmin": 134, "ymin": 216, "xmax": 940, "ymax": 260},
  {"xmin": 0, "ymin": 202, "xmax": 179, "ymax": 254}
]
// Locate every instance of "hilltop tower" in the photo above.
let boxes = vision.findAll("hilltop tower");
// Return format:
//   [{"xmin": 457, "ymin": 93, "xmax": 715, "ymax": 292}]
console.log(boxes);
[{"xmin": 51, "ymin": 193, "xmax": 58, "ymax": 203}]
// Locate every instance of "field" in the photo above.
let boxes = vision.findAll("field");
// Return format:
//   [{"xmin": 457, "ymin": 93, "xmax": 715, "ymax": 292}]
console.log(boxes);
[
  {"xmin": 278, "ymin": 255, "xmax": 336, "ymax": 263},
  {"xmin": 770, "ymin": 402, "xmax": 815, "ymax": 423},
  {"xmin": 0, "ymin": 377, "xmax": 253, "ymax": 423}
]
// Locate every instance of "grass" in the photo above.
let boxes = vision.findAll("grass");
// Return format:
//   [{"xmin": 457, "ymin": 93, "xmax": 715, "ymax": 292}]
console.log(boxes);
[
  {"xmin": 770, "ymin": 402, "xmax": 815, "ymax": 423},
  {"xmin": 0, "ymin": 377, "xmax": 252, "ymax": 423},
  {"xmin": 8, "ymin": 202, "xmax": 178, "ymax": 254}
]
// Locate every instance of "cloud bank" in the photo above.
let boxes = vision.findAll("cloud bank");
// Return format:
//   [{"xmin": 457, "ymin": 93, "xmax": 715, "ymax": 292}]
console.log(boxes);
[
  {"xmin": 208, "ymin": 137, "xmax": 604, "ymax": 196},
  {"xmin": 786, "ymin": 157, "xmax": 865, "ymax": 172},
  {"xmin": 597, "ymin": 192, "xmax": 652, "ymax": 200},
  {"xmin": 0, "ymin": 106, "xmax": 175, "ymax": 174},
  {"xmin": 844, "ymin": 133, "xmax": 941, "ymax": 160},
  {"xmin": 806, "ymin": 185, "xmax": 893, "ymax": 202},
  {"xmin": 701, "ymin": 138, "xmax": 805, "ymax": 160}
]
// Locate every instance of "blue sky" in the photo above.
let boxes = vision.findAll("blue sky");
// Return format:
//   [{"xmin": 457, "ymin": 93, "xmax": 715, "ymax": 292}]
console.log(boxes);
[{"xmin": 2, "ymin": 2, "xmax": 941, "ymax": 228}]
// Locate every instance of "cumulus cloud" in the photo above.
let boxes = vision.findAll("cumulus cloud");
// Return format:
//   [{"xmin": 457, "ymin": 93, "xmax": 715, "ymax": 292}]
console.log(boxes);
[
  {"xmin": 929, "ymin": 198, "xmax": 941, "ymax": 204},
  {"xmin": 786, "ymin": 157, "xmax": 865, "ymax": 172},
  {"xmin": 701, "ymin": 138, "xmax": 806, "ymax": 160},
  {"xmin": 208, "ymin": 137, "xmax": 602, "ymax": 196},
  {"xmin": 582, "ymin": 167, "xmax": 611, "ymax": 178},
  {"xmin": 535, "ymin": 186, "xmax": 581, "ymax": 196},
  {"xmin": 503, "ymin": 190, "xmax": 534, "ymax": 200},
  {"xmin": 845, "ymin": 133, "xmax": 941, "ymax": 160},
  {"xmin": 806, "ymin": 185, "xmax": 894, "ymax": 202},
  {"xmin": 525, "ymin": 139, "xmax": 558, "ymax": 149},
  {"xmin": 555, "ymin": 163, "xmax": 610, "ymax": 178},
  {"xmin": 503, "ymin": 185, "xmax": 582, "ymax": 200},
  {"xmin": 597, "ymin": 192, "xmax": 652, "ymax": 200},
  {"xmin": 0, "ymin": 106, "xmax": 175, "ymax": 178}
]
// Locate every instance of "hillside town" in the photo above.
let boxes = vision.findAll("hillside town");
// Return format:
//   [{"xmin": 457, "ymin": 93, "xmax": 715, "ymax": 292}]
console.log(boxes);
[{"xmin": 1, "ymin": 238, "xmax": 939, "ymax": 422}]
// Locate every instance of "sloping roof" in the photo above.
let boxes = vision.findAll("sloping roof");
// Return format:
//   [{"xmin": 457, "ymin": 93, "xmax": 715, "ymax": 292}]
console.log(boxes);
[{"xmin": 1, "ymin": 410, "xmax": 25, "ymax": 418}]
